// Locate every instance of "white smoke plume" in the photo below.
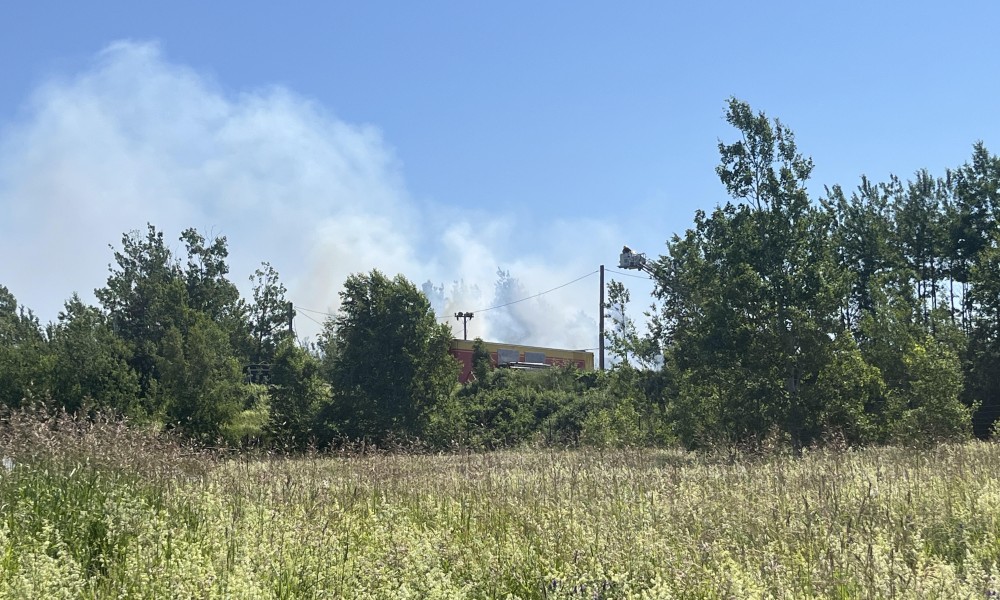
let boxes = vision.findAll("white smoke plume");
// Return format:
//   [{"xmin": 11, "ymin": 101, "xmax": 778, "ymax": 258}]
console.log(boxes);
[{"xmin": 0, "ymin": 41, "xmax": 644, "ymax": 352}]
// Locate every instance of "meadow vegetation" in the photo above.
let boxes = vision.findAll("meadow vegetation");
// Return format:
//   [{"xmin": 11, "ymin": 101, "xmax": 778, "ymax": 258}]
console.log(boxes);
[{"xmin": 1, "ymin": 410, "xmax": 999, "ymax": 598}]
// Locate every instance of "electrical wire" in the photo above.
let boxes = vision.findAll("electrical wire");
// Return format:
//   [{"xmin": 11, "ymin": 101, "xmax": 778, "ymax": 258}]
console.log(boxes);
[
  {"xmin": 292, "ymin": 270, "xmax": 600, "ymax": 322},
  {"xmin": 475, "ymin": 270, "xmax": 599, "ymax": 313},
  {"xmin": 295, "ymin": 305, "xmax": 334, "ymax": 316},
  {"xmin": 297, "ymin": 310, "xmax": 326, "ymax": 329},
  {"xmin": 437, "ymin": 269, "xmax": 600, "ymax": 320},
  {"xmin": 606, "ymin": 268, "xmax": 654, "ymax": 281}
]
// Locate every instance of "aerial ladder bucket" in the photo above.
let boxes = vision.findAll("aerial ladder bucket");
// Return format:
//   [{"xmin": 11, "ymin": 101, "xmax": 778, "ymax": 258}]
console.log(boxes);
[{"xmin": 618, "ymin": 245, "xmax": 652, "ymax": 274}]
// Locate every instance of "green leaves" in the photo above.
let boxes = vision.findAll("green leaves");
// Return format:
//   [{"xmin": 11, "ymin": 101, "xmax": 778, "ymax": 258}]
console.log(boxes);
[
  {"xmin": 657, "ymin": 100, "xmax": 915, "ymax": 448},
  {"xmin": 650, "ymin": 100, "xmax": 1000, "ymax": 447},
  {"xmin": 156, "ymin": 314, "xmax": 246, "ymax": 441},
  {"xmin": 5, "ymin": 98, "xmax": 1000, "ymax": 450},
  {"xmin": 95, "ymin": 225, "xmax": 250, "ymax": 437},
  {"xmin": 268, "ymin": 340, "xmax": 331, "ymax": 448},
  {"xmin": 247, "ymin": 262, "xmax": 292, "ymax": 366},
  {"xmin": 323, "ymin": 270, "xmax": 458, "ymax": 441},
  {"xmin": 716, "ymin": 97, "xmax": 813, "ymax": 212},
  {"xmin": 0, "ymin": 286, "xmax": 51, "ymax": 409},
  {"xmin": 895, "ymin": 337, "xmax": 971, "ymax": 444},
  {"xmin": 49, "ymin": 295, "xmax": 139, "ymax": 416}
]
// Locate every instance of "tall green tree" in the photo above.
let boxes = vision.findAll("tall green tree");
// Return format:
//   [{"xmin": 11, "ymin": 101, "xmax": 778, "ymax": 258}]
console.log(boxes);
[
  {"xmin": 181, "ymin": 228, "xmax": 252, "ymax": 366},
  {"xmin": 654, "ymin": 99, "xmax": 857, "ymax": 447},
  {"xmin": 181, "ymin": 228, "xmax": 241, "ymax": 322},
  {"xmin": 268, "ymin": 340, "xmax": 332, "ymax": 448},
  {"xmin": 950, "ymin": 142, "xmax": 1000, "ymax": 329},
  {"xmin": 966, "ymin": 234, "xmax": 1000, "ymax": 435},
  {"xmin": 823, "ymin": 177, "xmax": 904, "ymax": 333},
  {"xmin": 96, "ymin": 225, "xmax": 186, "ymax": 400},
  {"xmin": 894, "ymin": 170, "xmax": 950, "ymax": 328},
  {"xmin": 604, "ymin": 279, "xmax": 658, "ymax": 369},
  {"xmin": 156, "ymin": 313, "xmax": 245, "ymax": 440},
  {"xmin": 0, "ymin": 286, "xmax": 50, "ymax": 408},
  {"xmin": 48, "ymin": 295, "xmax": 139, "ymax": 416},
  {"xmin": 247, "ymin": 262, "xmax": 292, "ymax": 367},
  {"xmin": 943, "ymin": 144, "xmax": 1000, "ymax": 436},
  {"xmin": 97, "ymin": 225, "xmax": 250, "ymax": 434},
  {"xmin": 322, "ymin": 270, "xmax": 458, "ymax": 440}
]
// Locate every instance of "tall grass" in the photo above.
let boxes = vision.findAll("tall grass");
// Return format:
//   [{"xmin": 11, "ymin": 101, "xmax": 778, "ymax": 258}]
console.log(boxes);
[
  {"xmin": 0, "ymin": 409, "xmax": 211, "ymax": 598},
  {"xmin": 0, "ymin": 410, "xmax": 998, "ymax": 598}
]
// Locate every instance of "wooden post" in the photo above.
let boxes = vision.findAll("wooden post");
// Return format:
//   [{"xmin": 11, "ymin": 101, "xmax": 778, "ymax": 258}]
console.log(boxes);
[{"xmin": 599, "ymin": 264, "xmax": 605, "ymax": 371}]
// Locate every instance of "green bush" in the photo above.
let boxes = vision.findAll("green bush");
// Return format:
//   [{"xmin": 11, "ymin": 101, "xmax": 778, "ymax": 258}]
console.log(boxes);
[{"xmin": 894, "ymin": 336, "xmax": 973, "ymax": 444}]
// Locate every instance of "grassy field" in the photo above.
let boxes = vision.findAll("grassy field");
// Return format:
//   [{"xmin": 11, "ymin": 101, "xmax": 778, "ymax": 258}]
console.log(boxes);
[{"xmin": 0, "ymin": 413, "xmax": 999, "ymax": 598}]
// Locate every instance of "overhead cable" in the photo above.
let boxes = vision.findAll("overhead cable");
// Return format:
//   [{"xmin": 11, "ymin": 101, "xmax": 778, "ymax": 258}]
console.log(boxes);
[
  {"xmin": 295, "ymin": 305, "xmax": 334, "ymax": 317},
  {"xmin": 436, "ymin": 269, "xmax": 599, "ymax": 320},
  {"xmin": 297, "ymin": 310, "xmax": 326, "ymax": 329},
  {"xmin": 606, "ymin": 268, "xmax": 654, "ymax": 281},
  {"xmin": 293, "ymin": 270, "xmax": 601, "ymax": 322}
]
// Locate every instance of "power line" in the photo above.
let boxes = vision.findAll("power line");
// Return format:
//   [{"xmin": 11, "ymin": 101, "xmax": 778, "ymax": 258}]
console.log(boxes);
[
  {"xmin": 295, "ymin": 305, "xmax": 334, "ymax": 317},
  {"xmin": 606, "ymin": 268, "xmax": 654, "ymax": 281},
  {"xmin": 297, "ymin": 310, "xmax": 326, "ymax": 329},
  {"xmin": 477, "ymin": 270, "xmax": 599, "ymax": 313},
  {"xmin": 436, "ymin": 269, "xmax": 599, "ymax": 320},
  {"xmin": 292, "ymin": 270, "xmax": 601, "ymax": 323}
]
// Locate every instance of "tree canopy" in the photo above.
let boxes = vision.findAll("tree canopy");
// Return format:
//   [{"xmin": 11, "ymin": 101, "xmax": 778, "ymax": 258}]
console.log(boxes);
[
  {"xmin": 2, "ymin": 98, "xmax": 998, "ymax": 450},
  {"xmin": 322, "ymin": 270, "xmax": 457, "ymax": 441}
]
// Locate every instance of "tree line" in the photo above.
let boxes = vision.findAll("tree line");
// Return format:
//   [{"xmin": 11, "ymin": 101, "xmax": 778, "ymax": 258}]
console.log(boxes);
[
  {"xmin": 608, "ymin": 99, "xmax": 999, "ymax": 448},
  {"xmin": 1, "ymin": 98, "xmax": 997, "ymax": 449}
]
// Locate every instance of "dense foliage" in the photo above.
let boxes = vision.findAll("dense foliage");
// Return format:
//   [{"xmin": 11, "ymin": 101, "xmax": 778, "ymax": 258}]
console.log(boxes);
[
  {"xmin": 1, "ymin": 98, "xmax": 998, "ymax": 449},
  {"xmin": 321, "ymin": 271, "xmax": 458, "ymax": 441}
]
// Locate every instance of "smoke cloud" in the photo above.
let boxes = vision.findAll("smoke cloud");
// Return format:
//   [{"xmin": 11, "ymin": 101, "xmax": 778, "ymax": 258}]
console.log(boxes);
[{"xmin": 0, "ymin": 41, "xmax": 639, "ymax": 351}]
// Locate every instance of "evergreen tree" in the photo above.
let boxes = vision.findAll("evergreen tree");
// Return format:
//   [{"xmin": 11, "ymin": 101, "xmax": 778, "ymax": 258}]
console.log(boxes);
[
  {"xmin": 49, "ymin": 295, "xmax": 140, "ymax": 416},
  {"xmin": 0, "ymin": 285, "xmax": 50, "ymax": 408},
  {"xmin": 97, "ymin": 225, "xmax": 249, "ymax": 434},
  {"xmin": 96, "ymin": 225, "xmax": 187, "ymax": 402},
  {"xmin": 894, "ymin": 170, "xmax": 950, "ymax": 329},
  {"xmin": 823, "ymin": 177, "xmax": 903, "ymax": 333},
  {"xmin": 268, "ymin": 340, "xmax": 332, "ymax": 448},
  {"xmin": 156, "ymin": 313, "xmax": 245, "ymax": 440},
  {"xmin": 950, "ymin": 142, "xmax": 1000, "ymax": 328}
]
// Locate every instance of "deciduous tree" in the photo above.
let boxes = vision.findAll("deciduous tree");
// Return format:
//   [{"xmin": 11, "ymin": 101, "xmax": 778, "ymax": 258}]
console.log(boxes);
[{"xmin": 322, "ymin": 270, "xmax": 458, "ymax": 440}]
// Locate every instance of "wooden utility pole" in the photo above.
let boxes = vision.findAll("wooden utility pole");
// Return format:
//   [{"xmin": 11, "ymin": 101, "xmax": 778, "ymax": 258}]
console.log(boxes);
[
  {"xmin": 599, "ymin": 264, "xmax": 605, "ymax": 371},
  {"xmin": 455, "ymin": 312, "xmax": 474, "ymax": 341},
  {"xmin": 287, "ymin": 302, "xmax": 295, "ymax": 337}
]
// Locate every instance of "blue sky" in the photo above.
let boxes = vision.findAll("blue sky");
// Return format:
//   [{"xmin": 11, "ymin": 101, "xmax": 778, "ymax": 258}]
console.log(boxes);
[{"xmin": 2, "ymin": 1, "xmax": 999, "ymax": 348}]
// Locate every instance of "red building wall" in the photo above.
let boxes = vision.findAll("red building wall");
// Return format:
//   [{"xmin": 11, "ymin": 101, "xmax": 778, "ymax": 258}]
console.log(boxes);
[{"xmin": 449, "ymin": 339, "xmax": 594, "ymax": 383}]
